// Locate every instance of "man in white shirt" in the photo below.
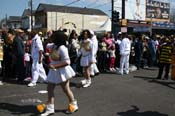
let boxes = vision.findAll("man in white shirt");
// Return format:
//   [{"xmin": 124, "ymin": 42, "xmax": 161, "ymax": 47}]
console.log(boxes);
[
  {"xmin": 28, "ymin": 31, "xmax": 47, "ymax": 87},
  {"xmin": 118, "ymin": 33, "xmax": 131, "ymax": 75},
  {"xmin": 89, "ymin": 30, "xmax": 99, "ymax": 77}
]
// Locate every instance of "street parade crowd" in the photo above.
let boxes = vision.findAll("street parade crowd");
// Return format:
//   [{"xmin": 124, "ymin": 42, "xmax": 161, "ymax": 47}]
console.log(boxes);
[{"xmin": 0, "ymin": 28, "xmax": 175, "ymax": 115}]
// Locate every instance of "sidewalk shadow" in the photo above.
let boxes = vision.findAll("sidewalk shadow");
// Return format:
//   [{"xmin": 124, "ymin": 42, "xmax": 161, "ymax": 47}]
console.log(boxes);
[
  {"xmin": 117, "ymin": 105, "xmax": 168, "ymax": 116},
  {"xmin": 2, "ymin": 79, "xmax": 28, "ymax": 85},
  {"xmin": 143, "ymin": 67, "xmax": 158, "ymax": 71},
  {"xmin": 134, "ymin": 76, "xmax": 157, "ymax": 80},
  {"xmin": 0, "ymin": 103, "xmax": 38, "ymax": 116},
  {"xmin": 134, "ymin": 76, "xmax": 175, "ymax": 90},
  {"xmin": 149, "ymin": 79, "xmax": 175, "ymax": 90}
]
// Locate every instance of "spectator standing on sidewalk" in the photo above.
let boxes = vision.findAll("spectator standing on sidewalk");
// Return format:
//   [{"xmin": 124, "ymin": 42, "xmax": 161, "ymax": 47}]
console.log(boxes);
[
  {"xmin": 148, "ymin": 36, "xmax": 157, "ymax": 67},
  {"xmin": 24, "ymin": 46, "xmax": 31, "ymax": 81},
  {"xmin": 118, "ymin": 33, "xmax": 131, "ymax": 75},
  {"xmin": 109, "ymin": 45, "xmax": 116, "ymax": 72},
  {"xmin": 0, "ymin": 34, "xmax": 4, "ymax": 85},
  {"xmin": 103, "ymin": 32, "xmax": 113, "ymax": 70},
  {"xmin": 68, "ymin": 30, "xmax": 80, "ymax": 72},
  {"xmin": 97, "ymin": 37, "xmax": 108, "ymax": 72},
  {"xmin": 28, "ymin": 30, "xmax": 46, "ymax": 87},
  {"xmin": 89, "ymin": 30, "xmax": 99, "ymax": 77},
  {"xmin": 12, "ymin": 29, "xmax": 25, "ymax": 83},
  {"xmin": 114, "ymin": 32, "xmax": 122, "ymax": 69},
  {"xmin": 156, "ymin": 38, "xmax": 172, "ymax": 80},
  {"xmin": 134, "ymin": 34, "xmax": 143, "ymax": 70}
]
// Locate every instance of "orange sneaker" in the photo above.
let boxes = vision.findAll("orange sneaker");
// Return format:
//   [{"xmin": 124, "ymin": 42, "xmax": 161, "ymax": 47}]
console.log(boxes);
[
  {"xmin": 66, "ymin": 100, "xmax": 78, "ymax": 114},
  {"xmin": 36, "ymin": 103, "xmax": 46, "ymax": 113}
]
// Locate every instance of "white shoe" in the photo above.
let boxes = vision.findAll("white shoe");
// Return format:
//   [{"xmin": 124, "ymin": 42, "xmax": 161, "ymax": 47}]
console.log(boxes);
[
  {"xmin": 83, "ymin": 80, "xmax": 91, "ymax": 88},
  {"xmin": 41, "ymin": 110, "xmax": 54, "ymax": 116},
  {"xmin": 27, "ymin": 82, "xmax": 36, "ymax": 87},
  {"xmin": 117, "ymin": 71, "xmax": 123, "ymax": 75},
  {"xmin": 115, "ymin": 67, "xmax": 119, "ymax": 71},
  {"xmin": 112, "ymin": 68, "xmax": 116, "ymax": 71},
  {"xmin": 24, "ymin": 77, "xmax": 32, "ymax": 81},
  {"xmin": 0, "ymin": 81, "xmax": 3, "ymax": 85},
  {"xmin": 66, "ymin": 100, "xmax": 78, "ymax": 114},
  {"xmin": 110, "ymin": 68, "xmax": 113, "ymax": 72},
  {"xmin": 80, "ymin": 79, "xmax": 87, "ymax": 85},
  {"xmin": 124, "ymin": 72, "xmax": 129, "ymax": 75},
  {"xmin": 41, "ymin": 104, "xmax": 54, "ymax": 116}
]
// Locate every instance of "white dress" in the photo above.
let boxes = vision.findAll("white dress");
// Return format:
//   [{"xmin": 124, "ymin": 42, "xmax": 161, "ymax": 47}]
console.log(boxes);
[
  {"xmin": 78, "ymin": 39, "xmax": 93, "ymax": 67},
  {"xmin": 46, "ymin": 44, "xmax": 75, "ymax": 84}
]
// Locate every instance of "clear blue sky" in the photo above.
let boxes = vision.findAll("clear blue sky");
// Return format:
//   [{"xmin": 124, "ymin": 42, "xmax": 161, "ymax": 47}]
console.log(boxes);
[
  {"xmin": 1, "ymin": 0, "xmax": 174, "ymax": 22},
  {"xmin": 0, "ymin": 0, "xmax": 111, "ymax": 21}
]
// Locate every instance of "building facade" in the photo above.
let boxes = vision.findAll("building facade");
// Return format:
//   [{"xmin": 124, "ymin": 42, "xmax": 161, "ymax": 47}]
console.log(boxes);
[
  {"xmin": 34, "ymin": 3, "xmax": 110, "ymax": 32},
  {"xmin": 7, "ymin": 16, "xmax": 22, "ymax": 29},
  {"xmin": 21, "ymin": 9, "xmax": 35, "ymax": 31}
]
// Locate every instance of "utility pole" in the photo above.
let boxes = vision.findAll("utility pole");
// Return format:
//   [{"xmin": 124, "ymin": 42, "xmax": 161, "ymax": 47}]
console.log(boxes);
[
  {"xmin": 112, "ymin": 0, "xmax": 120, "ymax": 34},
  {"xmin": 111, "ymin": 0, "xmax": 114, "ymax": 34},
  {"xmin": 122, "ymin": 0, "xmax": 125, "ymax": 19},
  {"xmin": 150, "ymin": 14, "xmax": 153, "ymax": 37},
  {"xmin": 5, "ymin": 14, "xmax": 8, "ymax": 29},
  {"xmin": 30, "ymin": 0, "xmax": 33, "ymax": 31}
]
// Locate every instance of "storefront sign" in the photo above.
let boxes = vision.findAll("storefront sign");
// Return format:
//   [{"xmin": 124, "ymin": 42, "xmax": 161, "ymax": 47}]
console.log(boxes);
[
  {"xmin": 133, "ymin": 27, "xmax": 150, "ymax": 32},
  {"xmin": 146, "ymin": 0, "xmax": 170, "ymax": 21}
]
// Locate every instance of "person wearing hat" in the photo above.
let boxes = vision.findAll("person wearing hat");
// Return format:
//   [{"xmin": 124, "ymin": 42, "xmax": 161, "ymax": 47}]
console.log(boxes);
[
  {"xmin": 156, "ymin": 37, "xmax": 172, "ymax": 80},
  {"xmin": 39, "ymin": 31, "xmax": 44, "ymax": 42},
  {"xmin": 15, "ymin": 29, "xmax": 24, "ymax": 33},
  {"xmin": 9, "ymin": 28, "xmax": 25, "ymax": 83}
]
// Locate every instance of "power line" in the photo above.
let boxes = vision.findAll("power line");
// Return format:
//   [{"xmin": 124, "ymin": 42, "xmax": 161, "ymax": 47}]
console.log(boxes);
[
  {"xmin": 65, "ymin": 0, "xmax": 81, "ymax": 6},
  {"xmin": 91, "ymin": 1, "xmax": 111, "ymax": 9},
  {"xmin": 86, "ymin": 0, "xmax": 99, "ymax": 7}
]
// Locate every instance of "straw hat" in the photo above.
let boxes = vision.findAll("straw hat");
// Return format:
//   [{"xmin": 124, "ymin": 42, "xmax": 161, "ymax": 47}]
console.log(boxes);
[
  {"xmin": 39, "ymin": 31, "xmax": 43, "ymax": 35},
  {"xmin": 15, "ymin": 29, "xmax": 24, "ymax": 33}
]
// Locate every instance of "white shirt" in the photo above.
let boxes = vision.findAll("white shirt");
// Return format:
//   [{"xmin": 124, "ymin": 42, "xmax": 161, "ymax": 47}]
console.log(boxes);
[
  {"xmin": 115, "ymin": 39, "xmax": 121, "ymax": 45},
  {"xmin": 120, "ymin": 38, "xmax": 131, "ymax": 55},
  {"xmin": 24, "ymin": 53, "xmax": 30, "ymax": 61},
  {"xmin": 78, "ymin": 38, "xmax": 93, "ymax": 62},
  {"xmin": 31, "ymin": 34, "xmax": 44, "ymax": 60},
  {"xmin": 91, "ymin": 35, "xmax": 98, "ymax": 55}
]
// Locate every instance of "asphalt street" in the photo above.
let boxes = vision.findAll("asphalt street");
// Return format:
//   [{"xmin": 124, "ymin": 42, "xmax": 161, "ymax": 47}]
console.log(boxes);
[{"xmin": 0, "ymin": 67, "xmax": 175, "ymax": 116}]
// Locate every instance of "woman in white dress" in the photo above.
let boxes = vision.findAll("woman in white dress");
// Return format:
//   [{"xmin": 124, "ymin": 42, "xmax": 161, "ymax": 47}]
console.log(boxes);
[
  {"xmin": 41, "ymin": 31, "xmax": 78, "ymax": 116},
  {"xmin": 78, "ymin": 30, "xmax": 93, "ymax": 88}
]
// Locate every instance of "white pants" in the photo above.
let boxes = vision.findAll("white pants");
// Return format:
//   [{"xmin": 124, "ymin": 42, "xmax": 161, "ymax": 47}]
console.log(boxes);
[
  {"xmin": 31, "ymin": 60, "xmax": 46, "ymax": 83},
  {"xmin": 90, "ymin": 63, "xmax": 99, "ymax": 75},
  {"xmin": 119, "ymin": 54, "xmax": 130, "ymax": 74}
]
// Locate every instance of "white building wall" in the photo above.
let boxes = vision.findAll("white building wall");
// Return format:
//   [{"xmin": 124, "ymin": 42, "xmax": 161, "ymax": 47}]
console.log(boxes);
[
  {"xmin": 21, "ymin": 16, "xmax": 35, "ymax": 31},
  {"xmin": 47, "ymin": 12, "xmax": 109, "ymax": 32}
]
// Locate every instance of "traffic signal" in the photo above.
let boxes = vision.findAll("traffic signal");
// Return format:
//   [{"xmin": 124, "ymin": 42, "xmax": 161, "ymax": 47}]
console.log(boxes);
[{"xmin": 112, "ymin": 10, "xmax": 120, "ymax": 23}]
